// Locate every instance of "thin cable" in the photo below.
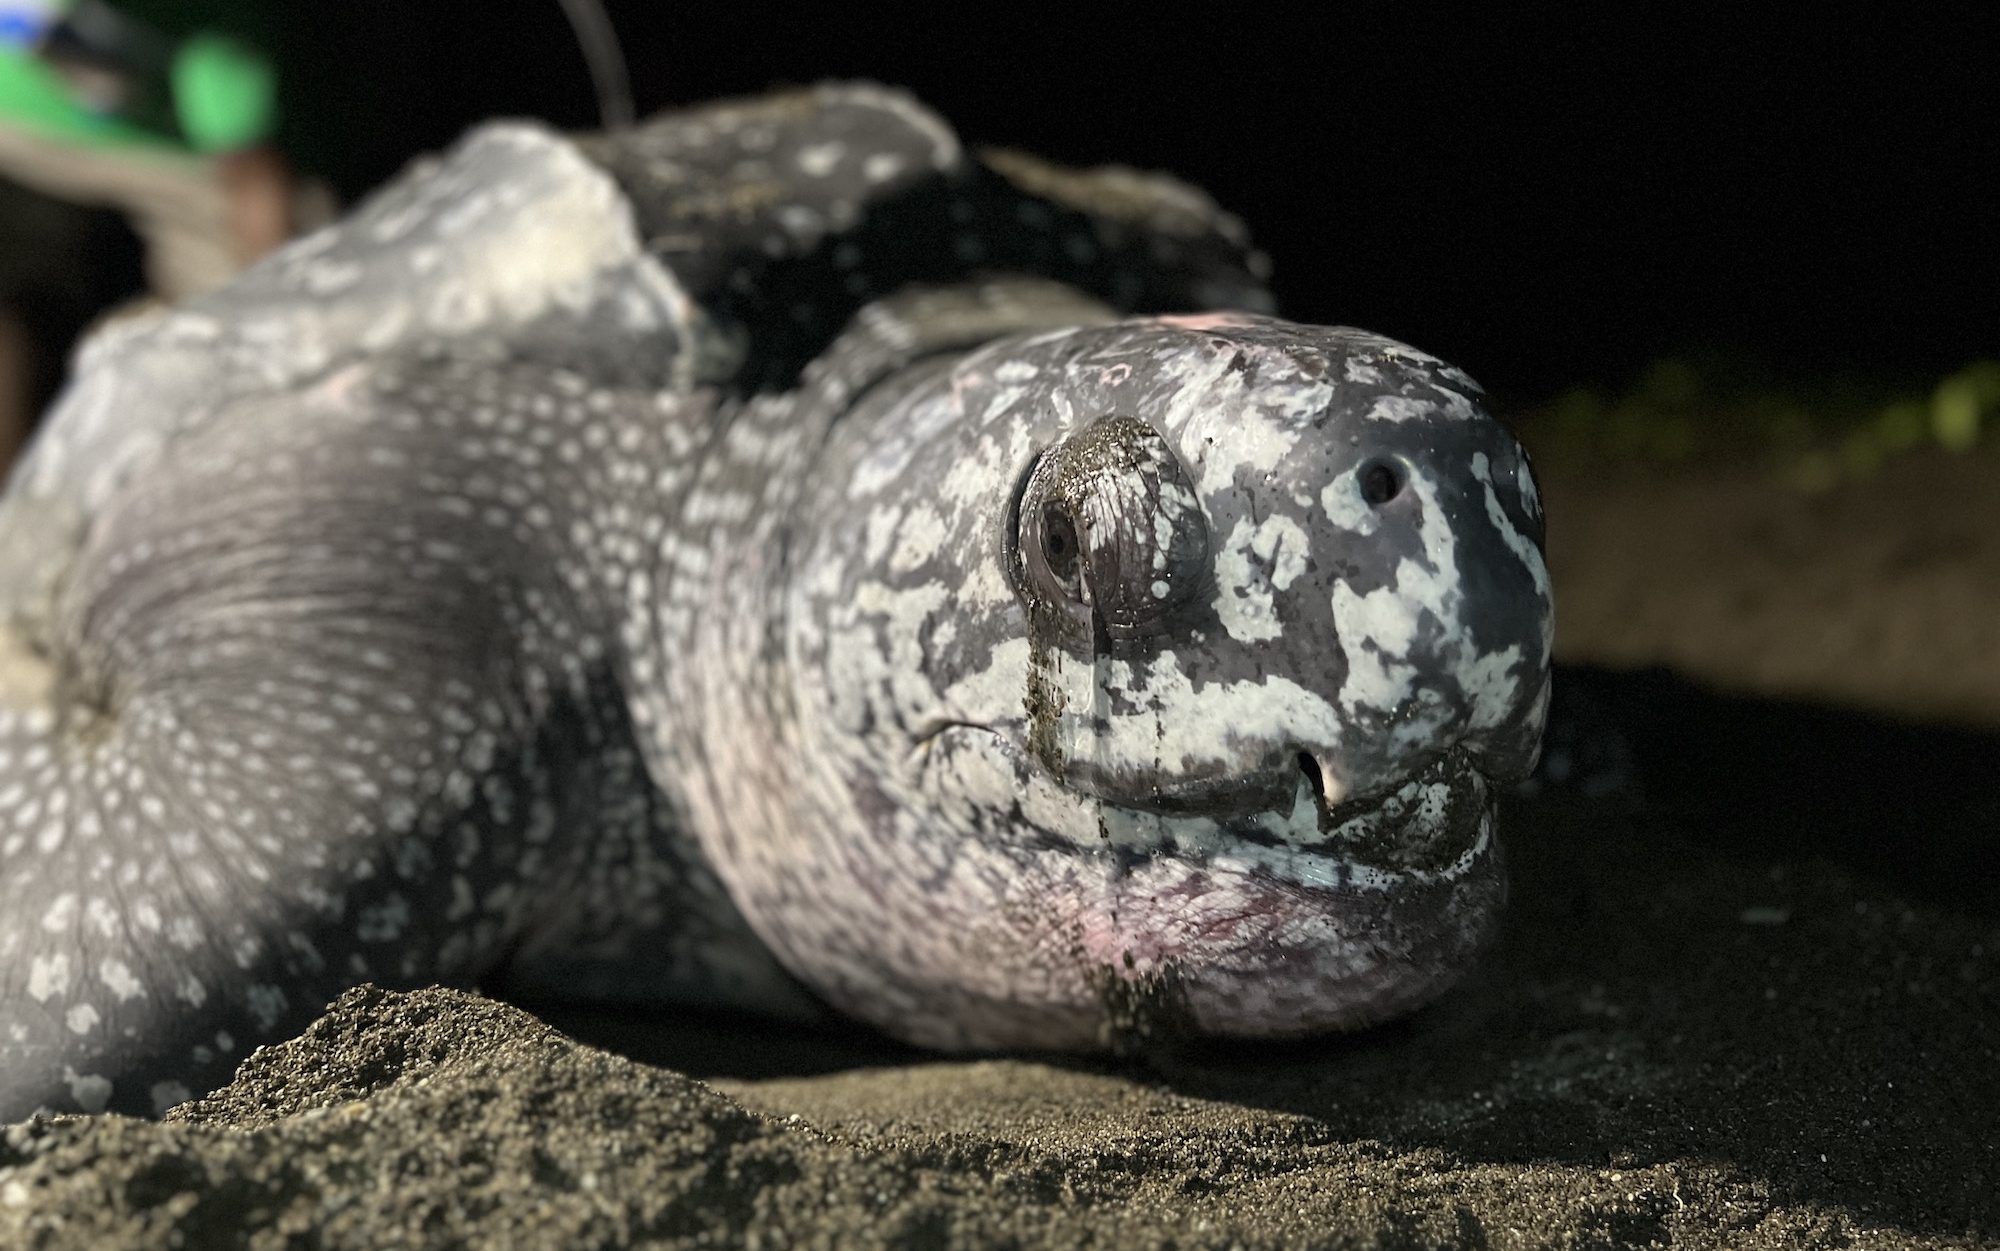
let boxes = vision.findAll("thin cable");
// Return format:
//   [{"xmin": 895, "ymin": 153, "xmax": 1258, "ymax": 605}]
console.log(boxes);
[{"xmin": 551, "ymin": 0, "xmax": 633, "ymax": 130}]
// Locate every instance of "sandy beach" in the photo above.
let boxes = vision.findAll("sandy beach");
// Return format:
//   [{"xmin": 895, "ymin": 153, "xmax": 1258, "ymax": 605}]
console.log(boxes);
[{"xmin": 1, "ymin": 440, "xmax": 1994, "ymax": 1250}]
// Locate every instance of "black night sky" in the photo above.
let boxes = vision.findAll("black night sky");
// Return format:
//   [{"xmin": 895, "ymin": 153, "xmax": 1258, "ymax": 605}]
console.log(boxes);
[{"xmin": 253, "ymin": 4, "xmax": 1998, "ymax": 402}]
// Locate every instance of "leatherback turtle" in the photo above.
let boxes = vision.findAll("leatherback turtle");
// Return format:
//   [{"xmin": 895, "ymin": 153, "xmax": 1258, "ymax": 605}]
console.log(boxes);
[{"xmin": 0, "ymin": 84, "xmax": 1552, "ymax": 1118}]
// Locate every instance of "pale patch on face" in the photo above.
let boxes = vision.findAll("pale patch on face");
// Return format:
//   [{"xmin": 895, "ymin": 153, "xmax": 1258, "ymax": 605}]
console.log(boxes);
[
  {"xmin": 1211, "ymin": 513, "xmax": 1306, "ymax": 643},
  {"xmin": 888, "ymin": 503, "xmax": 948, "ymax": 573},
  {"xmin": 940, "ymin": 635, "xmax": 1031, "ymax": 722},
  {"xmin": 1327, "ymin": 464, "xmax": 1489, "ymax": 732},
  {"xmin": 1329, "ymin": 579, "xmax": 1425, "ymax": 715},
  {"xmin": 1365, "ymin": 395, "xmax": 1447, "ymax": 424},
  {"xmin": 860, "ymin": 505, "xmax": 901, "ymax": 567},
  {"xmin": 1516, "ymin": 456, "xmax": 1542, "ymax": 519},
  {"xmin": 1247, "ymin": 512, "xmax": 1310, "ymax": 591},
  {"xmin": 1456, "ymin": 644, "xmax": 1529, "ymax": 737},
  {"xmin": 1084, "ymin": 650, "xmax": 1343, "ymax": 779},
  {"xmin": 1320, "ymin": 465, "xmax": 1382, "ymax": 536},
  {"xmin": 918, "ymin": 726, "xmax": 1097, "ymax": 847},
  {"xmin": 1472, "ymin": 452, "xmax": 1554, "ymax": 645},
  {"xmin": 847, "ymin": 393, "xmax": 967, "ymax": 500},
  {"xmin": 934, "ymin": 421, "xmax": 1035, "ymax": 514},
  {"xmin": 1212, "ymin": 530, "xmax": 1282, "ymax": 645},
  {"xmin": 1184, "ymin": 382, "xmax": 1328, "ymax": 500},
  {"xmin": 832, "ymin": 579, "xmax": 958, "ymax": 730}
]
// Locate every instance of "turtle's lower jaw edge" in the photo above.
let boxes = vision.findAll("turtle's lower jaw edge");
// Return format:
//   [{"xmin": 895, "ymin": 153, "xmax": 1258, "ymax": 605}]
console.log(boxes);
[
  {"xmin": 921, "ymin": 723, "xmax": 1495, "ymax": 885},
  {"xmin": 1301, "ymin": 749, "xmax": 1494, "ymax": 876}
]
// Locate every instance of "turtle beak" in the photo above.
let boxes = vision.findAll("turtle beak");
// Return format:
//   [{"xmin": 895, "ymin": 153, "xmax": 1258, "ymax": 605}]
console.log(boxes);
[{"xmin": 1296, "ymin": 751, "xmax": 1350, "ymax": 809}]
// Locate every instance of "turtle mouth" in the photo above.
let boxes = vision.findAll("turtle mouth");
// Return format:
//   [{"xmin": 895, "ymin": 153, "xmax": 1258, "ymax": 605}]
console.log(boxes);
[
  {"xmin": 1129, "ymin": 746, "xmax": 1492, "ymax": 879},
  {"xmin": 1262, "ymin": 747, "xmax": 1492, "ymax": 875},
  {"xmin": 914, "ymin": 723, "xmax": 1494, "ymax": 883}
]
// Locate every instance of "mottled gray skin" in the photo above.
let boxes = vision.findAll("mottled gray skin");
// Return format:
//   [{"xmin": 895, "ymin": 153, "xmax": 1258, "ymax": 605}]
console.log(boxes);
[{"xmin": 0, "ymin": 85, "xmax": 1550, "ymax": 1119}]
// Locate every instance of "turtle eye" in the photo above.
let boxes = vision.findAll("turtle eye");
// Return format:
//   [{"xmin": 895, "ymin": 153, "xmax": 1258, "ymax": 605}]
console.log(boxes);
[
  {"xmin": 1015, "ymin": 460, "xmax": 1089, "ymax": 605},
  {"xmin": 1013, "ymin": 416, "xmax": 1210, "ymax": 639},
  {"xmin": 1038, "ymin": 505, "xmax": 1082, "ymax": 586}
]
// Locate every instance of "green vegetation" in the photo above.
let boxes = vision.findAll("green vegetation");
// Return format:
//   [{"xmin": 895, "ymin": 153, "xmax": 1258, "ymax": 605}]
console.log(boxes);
[{"xmin": 1519, "ymin": 358, "xmax": 2000, "ymax": 489}]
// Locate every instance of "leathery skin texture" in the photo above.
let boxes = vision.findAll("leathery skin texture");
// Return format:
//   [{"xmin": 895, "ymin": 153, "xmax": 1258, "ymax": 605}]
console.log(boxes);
[{"xmin": 0, "ymin": 84, "xmax": 1550, "ymax": 1118}]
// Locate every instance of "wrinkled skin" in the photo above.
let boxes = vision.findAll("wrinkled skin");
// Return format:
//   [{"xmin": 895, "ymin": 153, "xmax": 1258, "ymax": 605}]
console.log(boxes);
[
  {"xmin": 0, "ymin": 85, "xmax": 1549, "ymax": 1119},
  {"xmin": 739, "ymin": 298, "xmax": 1551, "ymax": 1048}
]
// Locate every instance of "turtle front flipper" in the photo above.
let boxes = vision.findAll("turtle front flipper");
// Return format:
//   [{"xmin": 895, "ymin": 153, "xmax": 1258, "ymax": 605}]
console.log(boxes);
[
  {"xmin": 0, "ymin": 121, "xmax": 733, "ymax": 1121},
  {"xmin": 0, "ymin": 344, "xmax": 646, "ymax": 1118}
]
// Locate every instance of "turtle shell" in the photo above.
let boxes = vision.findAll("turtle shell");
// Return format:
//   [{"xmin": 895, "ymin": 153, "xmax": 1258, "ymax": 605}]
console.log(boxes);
[{"xmin": 578, "ymin": 82, "xmax": 1273, "ymax": 387}]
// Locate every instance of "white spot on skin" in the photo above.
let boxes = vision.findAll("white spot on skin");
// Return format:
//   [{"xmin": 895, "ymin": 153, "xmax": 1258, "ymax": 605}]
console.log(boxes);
[
  {"xmin": 245, "ymin": 983, "xmax": 288, "ymax": 1032},
  {"xmin": 1329, "ymin": 580, "xmax": 1425, "ymax": 712},
  {"xmin": 1459, "ymin": 644, "xmax": 1530, "ymax": 732},
  {"xmin": 40, "ymin": 892, "xmax": 78, "ymax": 933},
  {"xmin": 1321, "ymin": 469, "xmax": 1382, "ymax": 535},
  {"xmin": 358, "ymin": 891, "xmax": 412, "ymax": 939},
  {"xmin": 65, "ymin": 1004, "xmax": 99, "ymax": 1035},
  {"xmin": 1094, "ymin": 651, "xmax": 1343, "ymax": 778},
  {"xmin": 1327, "ymin": 464, "xmax": 1535, "ymax": 744},
  {"xmin": 1180, "ymin": 368, "xmax": 1319, "ymax": 499},
  {"xmin": 1250, "ymin": 514, "xmax": 1311, "ymax": 591},
  {"xmin": 1213, "ymin": 512, "xmax": 1316, "ymax": 642},
  {"xmin": 887, "ymin": 504, "xmax": 947, "ymax": 574},
  {"xmin": 861, "ymin": 152, "xmax": 905, "ymax": 184},
  {"xmin": 100, "ymin": 959, "xmax": 144, "ymax": 1001},
  {"xmin": 28, "ymin": 953, "xmax": 70, "ymax": 1001},
  {"xmin": 82, "ymin": 896, "xmax": 120, "ymax": 942},
  {"xmin": 1516, "ymin": 455, "xmax": 1542, "ymax": 519},
  {"xmin": 795, "ymin": 141, "xmax": 844, "ymax": 177},
  {"xmin": 1364, "ymin": 395, "xmax": 1441, "ymax": 424},
  {"xmin": 1212, "ymin": 519, "xmax": 1283, "ymax": 644},
  {"xmin": 1472, "ymin": 452, "xmax": 1553, "ymax": 617},
  {"xmin": 64, "ymin": 1069, "xmax": 111, "ymax": 1114}
]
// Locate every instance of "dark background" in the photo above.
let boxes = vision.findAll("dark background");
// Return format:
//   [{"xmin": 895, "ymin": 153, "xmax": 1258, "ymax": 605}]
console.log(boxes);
[{"xmin": 20, "ymin": 3, "xmax": 2000, "ymax": 401}]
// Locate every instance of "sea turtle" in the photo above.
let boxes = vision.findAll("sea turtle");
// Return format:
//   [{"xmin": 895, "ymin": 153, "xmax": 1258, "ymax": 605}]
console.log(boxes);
[{"xmin": 0, "ymin": 84, "xmax": 1552, "ymax": 1119}]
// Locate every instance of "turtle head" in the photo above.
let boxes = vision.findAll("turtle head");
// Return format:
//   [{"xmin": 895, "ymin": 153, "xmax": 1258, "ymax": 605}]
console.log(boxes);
[{"xmin": 775, "ymin": 311, "xmax": 1553, "ymax": 1050}]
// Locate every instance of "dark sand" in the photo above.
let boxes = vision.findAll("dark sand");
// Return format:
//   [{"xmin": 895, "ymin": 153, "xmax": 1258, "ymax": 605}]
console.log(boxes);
[{"xmin": 2, "ymin": 444, "xmax": 1995, "ymax": 1249}]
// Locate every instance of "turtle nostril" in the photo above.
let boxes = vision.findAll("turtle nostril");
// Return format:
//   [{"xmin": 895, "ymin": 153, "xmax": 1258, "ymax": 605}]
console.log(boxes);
[
  {"xmin": 1357, "ymin": 459, "xmax": 1404, "ymax": 507},
  {"xmin": 1296, "ymin": 751, "xmax": 1327, "ymax": 804}
]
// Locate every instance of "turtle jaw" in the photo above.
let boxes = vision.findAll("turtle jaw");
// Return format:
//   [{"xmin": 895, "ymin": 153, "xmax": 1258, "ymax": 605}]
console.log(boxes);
[
  {"xmin": 905, "ymin": 724, "xmax": 1507, "ymax": 1045},
  {"xmin": 914, "ymin": 720, "xmax": 1497, "ymax": 879},
  {"xmin": 1062, "ymin": 819, "xmax": 1506, "ymax": 1042}
]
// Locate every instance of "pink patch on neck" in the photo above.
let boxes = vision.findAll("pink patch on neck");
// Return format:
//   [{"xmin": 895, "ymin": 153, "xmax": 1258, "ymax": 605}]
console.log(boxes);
[{"xmin": 1149, "ymin": 313, "xmax": 1255, "ymax": 331}]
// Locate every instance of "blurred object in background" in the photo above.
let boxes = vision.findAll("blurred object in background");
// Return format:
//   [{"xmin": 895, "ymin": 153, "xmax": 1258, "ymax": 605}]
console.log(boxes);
[
  {"xmin": 0, "ymin": 0, "xmax": 330, "ymax": 470},
  {"xmin": 0, "ymin": 0, "xmax": 628, "ymax": 476},
  {"xmin": 0, "ymin": 172, "xmax": 142, "ymax": 469}
]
